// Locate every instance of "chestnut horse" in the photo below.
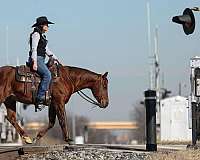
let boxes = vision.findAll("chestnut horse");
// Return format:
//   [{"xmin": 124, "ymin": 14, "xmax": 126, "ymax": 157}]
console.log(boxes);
[{"xmin": 0, "ymin": 64, "xmax": 109, "ymax": 144}]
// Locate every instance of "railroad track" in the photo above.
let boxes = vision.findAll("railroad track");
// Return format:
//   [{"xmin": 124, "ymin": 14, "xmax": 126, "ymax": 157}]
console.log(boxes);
[
  {"xmin": 0, "ymin": 144, "xmax": 145, "ymax": 154},
  {"xmin": 0, "ymin": 144, "xmax": 186, "ymax": 160}
]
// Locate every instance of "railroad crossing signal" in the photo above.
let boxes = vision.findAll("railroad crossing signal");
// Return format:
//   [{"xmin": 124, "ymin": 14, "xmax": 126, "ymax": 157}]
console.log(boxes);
[
  {"xmin": 172, "ymin": 7, "xmax": 200, "ymax": 147},
  {"xmin": 172, "ymin": 8, "xmax": 195, "ymax": 35}
]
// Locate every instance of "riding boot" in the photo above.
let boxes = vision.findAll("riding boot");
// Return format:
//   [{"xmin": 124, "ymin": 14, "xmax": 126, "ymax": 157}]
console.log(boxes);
[{"xmin": 35, "ymin": 96, "xmax": 45, "ymax": 112}]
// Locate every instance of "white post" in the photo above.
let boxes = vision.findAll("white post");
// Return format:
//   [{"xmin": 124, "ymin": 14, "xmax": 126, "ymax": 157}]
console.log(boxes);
[
  {"xmin": 6, "ymin": 26, "xmax": 9, "ymax": 65},
  {"xmin": 154, "ymin": 27, "xmax": 161, "ymax": 130},
  {"xmin": 17, "ymin": 57, "xmax": 19, "ymax": 66},
  {"xmin": 154, "ymin": 26, "xmax": 159, "ymax": 92},
  {"xmin": 146, "ymin": 1, "xmax": 153, "ymax": 89}
]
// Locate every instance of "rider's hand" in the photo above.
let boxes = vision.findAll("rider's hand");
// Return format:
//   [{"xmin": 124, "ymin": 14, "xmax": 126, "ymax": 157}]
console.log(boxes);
[
  {"xmin": 33, "ymin": 61, "xmax": 37, "ymax": 71},
  {"xmin": 54, "ymin": 59, "xmax": 59, "ymax": 64},
  {"xmin": 55, "ymin": 59, "xmax": 63, "ymax": 66}
]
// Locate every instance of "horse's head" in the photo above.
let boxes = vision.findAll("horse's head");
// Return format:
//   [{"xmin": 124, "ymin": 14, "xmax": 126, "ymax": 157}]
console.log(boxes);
[{"xmin": 91, "ymin": 72, "xmax": 109, "ymax": 108}]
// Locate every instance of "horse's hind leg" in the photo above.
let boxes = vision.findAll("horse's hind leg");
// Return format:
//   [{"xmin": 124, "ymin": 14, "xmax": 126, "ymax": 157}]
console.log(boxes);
[
  {"xmin": 4, "ymin": 98, "xmax": 33, "ymax": 144},
  {"xmin": 34, "ymin": 103, "xmax": 56, "ymax": 142}
]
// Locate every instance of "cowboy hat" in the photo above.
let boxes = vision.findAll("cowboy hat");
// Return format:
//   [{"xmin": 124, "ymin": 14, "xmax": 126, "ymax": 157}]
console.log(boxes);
[{"xmin": 32, "ymin": 16, "xmax": 54, "ymax": 27}]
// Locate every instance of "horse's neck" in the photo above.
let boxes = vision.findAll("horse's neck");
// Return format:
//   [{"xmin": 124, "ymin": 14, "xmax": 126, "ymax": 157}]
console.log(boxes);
[{"xmin": 65, "ymin": 66, "xmax": 99, "ymax": 92}]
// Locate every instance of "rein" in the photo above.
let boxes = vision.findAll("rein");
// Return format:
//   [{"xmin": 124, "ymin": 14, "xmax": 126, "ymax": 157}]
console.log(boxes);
[{"xmin": 77, "ymin": 90, "xmax": 101, "ymax": 107}]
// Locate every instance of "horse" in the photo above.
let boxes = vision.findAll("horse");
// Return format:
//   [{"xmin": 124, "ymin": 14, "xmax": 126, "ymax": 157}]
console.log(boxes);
[{"xmin": 0, "ymin": 62, "xmax": 109, "ymax": 144}]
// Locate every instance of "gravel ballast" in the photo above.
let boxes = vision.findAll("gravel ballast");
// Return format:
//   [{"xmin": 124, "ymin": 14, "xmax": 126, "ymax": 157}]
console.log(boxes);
[{"xmin": 19, "ymin": 148, "xmax": 150, "ymax": 160}]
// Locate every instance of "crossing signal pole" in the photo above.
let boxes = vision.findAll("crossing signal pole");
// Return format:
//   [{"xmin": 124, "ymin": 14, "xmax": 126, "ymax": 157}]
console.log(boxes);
[{"xmin": 172, "ymin": 7, "xmax": 200, "ymax": 147}]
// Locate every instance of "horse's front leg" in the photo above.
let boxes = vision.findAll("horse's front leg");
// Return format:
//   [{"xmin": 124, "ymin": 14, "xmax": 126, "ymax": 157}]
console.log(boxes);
[
  {"xmin": 55, "ymin": 97, "xmax": 72, "ymax": 143},
  {"xmin": 34, "ymin": 103, "xmax": 56, "ymax": 143}
]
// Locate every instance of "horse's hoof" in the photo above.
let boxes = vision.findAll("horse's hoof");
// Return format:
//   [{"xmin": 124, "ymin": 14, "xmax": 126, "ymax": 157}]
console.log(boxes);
[
  {"xmin": 22, "ymin": 136, "xmax": 33, "ymax": 144},
  {"xmin": 32, "ymin": 137, "xmax": 38, "ymax": 144},
  {"xmin": 66, "ymin": 138, "xmax": 74, "ymax": 145}
]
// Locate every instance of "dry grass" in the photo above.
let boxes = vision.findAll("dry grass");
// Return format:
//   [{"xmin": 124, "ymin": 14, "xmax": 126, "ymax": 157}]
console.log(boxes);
[
  {"xmin": 149, "ymin": 150, "xmax": 200, "ymax": 160},
  {"xmin": 158, "ymin": 141, "xmax": 191, "ymax": 145}
]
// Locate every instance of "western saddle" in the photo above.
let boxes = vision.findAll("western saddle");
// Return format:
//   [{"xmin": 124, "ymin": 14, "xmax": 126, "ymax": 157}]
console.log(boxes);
[{"xmin": 15, "ymin": 58, "xmax": 59, "ymax": 108}]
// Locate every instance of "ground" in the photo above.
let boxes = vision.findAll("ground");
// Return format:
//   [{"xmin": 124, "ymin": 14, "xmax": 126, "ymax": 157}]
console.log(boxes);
[{"xmin": 150, "ymin": 150, "xmax": 200, "ymax": 160}]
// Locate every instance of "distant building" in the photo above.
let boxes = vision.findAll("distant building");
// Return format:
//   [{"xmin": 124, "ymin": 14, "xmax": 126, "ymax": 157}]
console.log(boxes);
[{"xmin": 160, "ymin": 96, "xmax": 192, "ymax": 141}]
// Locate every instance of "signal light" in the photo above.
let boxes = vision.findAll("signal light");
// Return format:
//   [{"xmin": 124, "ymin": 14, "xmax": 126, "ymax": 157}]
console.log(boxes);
[{"xmin": 172, "ymin": 8, "xmax": 195, "ymax": 35}]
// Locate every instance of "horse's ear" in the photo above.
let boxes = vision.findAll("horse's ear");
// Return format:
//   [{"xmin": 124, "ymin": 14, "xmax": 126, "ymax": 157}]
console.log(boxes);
[{"xmin": 102, "ymin": 72, "xmax": 108, "ymax": 78}]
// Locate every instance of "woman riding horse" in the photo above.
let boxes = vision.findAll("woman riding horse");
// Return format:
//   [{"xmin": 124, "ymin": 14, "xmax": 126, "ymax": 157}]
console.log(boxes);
[
  {"xmin": 28, "ymin": 16, "xmax": 58, "ymax": 110},
  {"xmin": 0, "ymin": 16, "xmax": 109, "ymax": 144}
]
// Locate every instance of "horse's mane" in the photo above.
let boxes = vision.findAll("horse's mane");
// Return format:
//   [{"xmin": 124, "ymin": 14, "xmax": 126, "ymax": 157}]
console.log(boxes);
[{"xmin": 64, "ymin": 66, "xmax": 100, "ymax": 76}]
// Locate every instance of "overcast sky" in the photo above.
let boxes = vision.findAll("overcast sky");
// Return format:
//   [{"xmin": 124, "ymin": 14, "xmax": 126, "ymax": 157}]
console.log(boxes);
[{"xmin": 0, "ymin": 0, "xmax": 200, "ymax": 122}]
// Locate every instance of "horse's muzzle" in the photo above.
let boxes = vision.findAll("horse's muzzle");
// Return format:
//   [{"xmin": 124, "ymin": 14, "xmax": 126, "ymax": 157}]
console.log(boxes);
[{"xmin": 100, "ymin": 100, "xmax": 109, "ymax": 108}]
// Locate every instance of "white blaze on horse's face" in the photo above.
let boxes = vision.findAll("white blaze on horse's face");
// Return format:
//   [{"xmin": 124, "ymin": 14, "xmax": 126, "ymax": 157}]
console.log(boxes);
[{"xmin": 92, "ymin": 72, "xmax": 109, "ymax": 108}]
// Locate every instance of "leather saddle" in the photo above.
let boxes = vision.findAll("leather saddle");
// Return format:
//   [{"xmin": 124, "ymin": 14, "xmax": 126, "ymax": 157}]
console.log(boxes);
[
  {"xmin": 16, "ymin": 65, "xmax": 41, "ymax": 83},
  {"xmin": 16, "ymin": 61, "xmax": 59, "ymax": 83},
  {"xmin": 15, "ymin": 58, "xmax": 60, "ymax": 109}
]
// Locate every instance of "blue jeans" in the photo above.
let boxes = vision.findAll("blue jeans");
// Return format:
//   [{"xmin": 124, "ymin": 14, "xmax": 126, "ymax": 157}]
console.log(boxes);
[{"xmin": 37, "ymin": 56, "xmax": 52, "ymax": 99}]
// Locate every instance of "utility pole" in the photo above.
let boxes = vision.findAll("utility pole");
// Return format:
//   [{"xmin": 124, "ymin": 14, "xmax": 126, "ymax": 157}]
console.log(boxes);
[
  {"xmin": 146, "ymin": 1, "xmax": 153, "ymax": 89},
  {"xmin": 154, "ymin": 26, "xmax": 160, "ymax": 111},
  {"xmin": 6, "ymin": 26, "xmax": 9, "ymax": 65},
  {"xmin": 153, "ymin": 27, "xmax": 161, "ymax": 131},
  {"xmin": 154, "ymin": 27, "xmax": 159, "ymax": 92}
]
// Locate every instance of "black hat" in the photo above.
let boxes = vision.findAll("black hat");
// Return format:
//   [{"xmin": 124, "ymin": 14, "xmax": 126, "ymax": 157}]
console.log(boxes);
[
  {"xmin": 172, "ymin": 8, "xmax": 195, "ymax": 35},
  {"xmin": 32, "ymin": 16, "xmax": 54, "ymax": 27}
]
